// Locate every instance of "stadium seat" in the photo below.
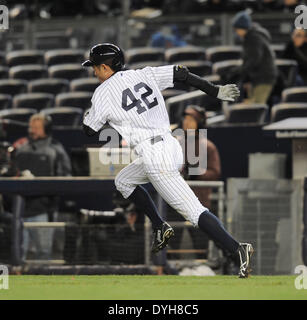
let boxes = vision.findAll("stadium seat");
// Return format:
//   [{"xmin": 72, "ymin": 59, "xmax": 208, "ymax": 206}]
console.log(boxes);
[
  {"xmin": 0, "ymin": 108, "xmax": 37, "ymax": 122},
  {"xmin": 40, "ymin": 107, "xmax": 83, "ymax": 127},
  {"xmin": 0, "ymin": 66, "xmax": 8, "ymax": 79},
  {"xmin": 206, "ymin": 46, "xmax": 242, "ymax": 63},
  {"xmin": 0, "ymin": 94, "xmax": 12, "ymax": 110},
  {"xmin": 28, "ymin": 78, "xmax": 70, "ymax": 95},
  {"xmin": 162, "ymin": 89, "xmax": 186, "ymax": 100},
  {"xmin": 174, "ymin": 61, "xmax": 212, "ymax": 77},
  {"xmin": 226, "ymin": 103, "xmax": 268, "ymax": 124},
  {"xmin": 0, "ymin": 52, "xmax": 5, "ymax": 65},
  {"xmin": 212, "ymin": 59, "xmax": 242, "ymax": 83},
  {"xmin": 203, "ymin": 74, "xmax": 222, "ymax": 85},
  {"xmin": 55, "ymin": 92, "xmax": 92, "ymax": 110},
  {"xmin": 165, "ymin": 46, "xmax": 206, "ymax": 63},
  {"xmin": 13, "ymin": 93, "xmax": 54, "ymax": 111},
  {"xmin": 0, "ymin": 119, "xmax": 28, "ymax": 138},
  {"xmin": 128, "ymin": 61, "xmax": 166, "ymax": 70},
  {"xmin": 0, "ymin": 79, "xmax": 27, "ymax": 95},
  {"xmin": 49, "ymin": 64, "xmax": 88, "ymax": 80},
  {"xmin": 275, "ymin": 59, "xmax": 298, "ymax": 88},
  {"xmin": 70, "ymin": 78, "xmax": 100, "ymax": 93},
  {"xmin": 45, "ymin": 49, "xmax": 85, "ymax": 66},
  {"xmin": 281, "ymin": 87, "xmax": 307, "ymax": 103},
  {"xmin": 125, "ymin": 47, "xmax": 165, "ymax": 64},
  {"xmin": 9, "ymin": 65, "xmax": 48, "ymax": 80},
  {"xmin": 271, "ymin": 103, "xmax": 307, "ymax": 122},
  {"xmin": 6, "ymin": 50, "xmax": 44, "ymax": 67},
  {"xmin": 270, "ymin": 44, "xmax": 285, "ymax": 59},
  {"xmin": 34, "ymin": 33, "xmax": 71, "ymax": 50}
]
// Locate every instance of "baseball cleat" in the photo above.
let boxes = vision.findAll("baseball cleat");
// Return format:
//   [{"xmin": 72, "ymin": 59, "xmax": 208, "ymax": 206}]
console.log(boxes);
[
  {"xmin": 237, "ymin": 243, "xmax": 254, "ymax": 278},
  {"xmin": 151, "ymin": 222, "xmax": 174, "ymax": 254}
]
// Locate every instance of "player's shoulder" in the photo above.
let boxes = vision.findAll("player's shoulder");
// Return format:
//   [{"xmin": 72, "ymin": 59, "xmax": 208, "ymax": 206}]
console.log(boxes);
[{"xmin": 92, "ymin": 81, "xmax": 109, "ymax": 99}]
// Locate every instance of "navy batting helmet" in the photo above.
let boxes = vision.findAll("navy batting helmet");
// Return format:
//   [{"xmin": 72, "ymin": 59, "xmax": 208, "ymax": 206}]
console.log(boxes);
[{"xmin": 82, "ymin": 43, "xmax": 125, "ymax": 71}]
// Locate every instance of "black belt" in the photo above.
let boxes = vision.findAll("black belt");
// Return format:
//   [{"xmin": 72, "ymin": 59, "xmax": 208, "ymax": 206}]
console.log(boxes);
[{"xmin": 150, "ymin": 135, "xmax": 163, "ymax": 145}]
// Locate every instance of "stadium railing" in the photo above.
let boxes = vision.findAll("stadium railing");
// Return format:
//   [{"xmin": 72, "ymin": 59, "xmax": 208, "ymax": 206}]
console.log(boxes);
[{"xmin": 0, "ymin": 177, "xmax": 225, "ymax": 270}]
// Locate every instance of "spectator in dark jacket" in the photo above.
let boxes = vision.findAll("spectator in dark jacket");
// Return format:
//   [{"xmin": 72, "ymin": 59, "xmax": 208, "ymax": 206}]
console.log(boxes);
[
  {"xmin": 283, "ymin": 28, "xmax": 307, "ymax": 85},
  {"xmin": 232, "ymin": 11, "xmax": 277, "ymax": 104},
  {"xmin": 14, "ymin": 113, "xmax": 71, "ymax": 261}
]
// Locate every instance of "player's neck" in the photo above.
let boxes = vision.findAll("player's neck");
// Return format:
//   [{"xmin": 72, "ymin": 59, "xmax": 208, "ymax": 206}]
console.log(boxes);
[{"xmin": 101, "ymin": 70, "xmax": 116, "ymax": 83}]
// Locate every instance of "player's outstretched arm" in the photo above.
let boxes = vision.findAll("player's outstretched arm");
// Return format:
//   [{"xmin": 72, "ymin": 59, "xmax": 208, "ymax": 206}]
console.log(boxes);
[
  {"xmin": 173, "ymin": 65, "xmax": 240, "ymax": 102},
  {"xmin": 83, "ymin": 123, "xmax": 98, "ymax": 137}
]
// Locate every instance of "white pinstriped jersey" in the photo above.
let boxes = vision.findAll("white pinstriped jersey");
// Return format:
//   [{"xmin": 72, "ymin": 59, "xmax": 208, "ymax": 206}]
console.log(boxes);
[{"xmin": 83, "ymin": 65, "xmax": 175, "ymax": 147}]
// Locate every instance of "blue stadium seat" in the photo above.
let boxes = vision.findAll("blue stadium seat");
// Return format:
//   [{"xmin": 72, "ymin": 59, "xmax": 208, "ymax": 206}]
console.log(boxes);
[
  {"xmin": 165, "ymin": 46, "xmax": 206, "ymax": 63},
  {"xmin": 55, "ymin": 92, "xmax": 92, "ymax": 110},
  {"xmin": 281, "ymin": 87, "xmax": 307, "ymax": 103},
  {"xmin": 13, "ymin": 93, "xmax": 54, "ymax": 111},
  {"xmin": 125, "ymin": 47, "xmax": 165, "ymax": 64},
  {"xmin": 0, "ymin": 66, "xmax": 8, "ymax": 79},
  {"xmin": 0, "ymin": 52, "xmax": 5, "ymax": 65},
  {"xmin": 0, "ymin": 94, "xmax": 12, "ymax": 110},
  {"xmin": 271, "ymin": 103, "xmax": 307, "ymax": 122},
  {"xmin": 0, "ymin": 108, "xmax": 37, "ymax": 123},
  {"xmin": 0, "ymin": 79, "xmax": 27, "ymax": 95},
  {"xmin": 128, "ymin": 61, "xmax": 166, "ymax": 70},
  {"xmin": 9, "ymin": 65, "xmax": 48, "ymax": 81},
  {"xmin": 45, "ymin": 49, "xmax": 85, "ymax": 66},
  {"xmin": 28, "ymin": 78, "xmax": 70, "ymax": 95},
  {"xmin": 227, "ymin": 103, "xmax": 268, "ymax": 124},
  {"xmin": 70, "ymin": 78, "xmax": 100, "ymax": 93},
  {"xmin": 49, "ymin": 64, "xmax": 88, "ymax": 81},
  {"xmin": 40, "ymin": 107, "xmax": 83, "ymax": 127},
  {"xmin": 6, "ymin": 50, "xmax": 44, "ymax": 67},
  {"xmin": 206, "ymin": 46, "xmax": 242, "ymax": 63}
]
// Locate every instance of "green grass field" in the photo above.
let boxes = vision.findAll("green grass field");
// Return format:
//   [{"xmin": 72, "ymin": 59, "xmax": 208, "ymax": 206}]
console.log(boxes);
[{"xmin": 0, "ymin": 275, "xmax": 306, "ymax": 300}]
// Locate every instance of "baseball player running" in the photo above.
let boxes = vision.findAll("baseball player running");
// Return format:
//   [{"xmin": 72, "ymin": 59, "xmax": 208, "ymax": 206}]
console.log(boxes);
[{"xmin": 82, "ymin": 43, "xmax": 253, "ymax": 278}]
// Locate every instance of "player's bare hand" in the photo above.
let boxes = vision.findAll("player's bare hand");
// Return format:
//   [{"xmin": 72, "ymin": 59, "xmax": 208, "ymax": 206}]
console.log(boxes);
[{"xmin": 217, "ymin": 84, "xmax": 240, "ymax": 102}]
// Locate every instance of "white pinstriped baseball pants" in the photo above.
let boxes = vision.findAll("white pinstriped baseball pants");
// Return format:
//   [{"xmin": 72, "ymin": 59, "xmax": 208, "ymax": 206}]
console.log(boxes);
[{"xmin": 115, "ymin": 132, "xmax": 207, "ymax": 226}]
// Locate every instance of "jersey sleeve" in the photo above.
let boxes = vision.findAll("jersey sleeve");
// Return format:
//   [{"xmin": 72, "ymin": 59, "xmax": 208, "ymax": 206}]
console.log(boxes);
[
  {"xmin": 83, "ymin": 87, "xmax": 109, "ymax": 132},
  {"xmin": 143, "ymin": 65, "xmax": 175, "ymax": 91}
]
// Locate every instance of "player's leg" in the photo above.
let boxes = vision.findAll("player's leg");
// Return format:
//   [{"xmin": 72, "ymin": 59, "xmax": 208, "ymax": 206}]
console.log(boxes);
[
  {"xmin": 144, "ymin": 134, "xmax": 253, "ymax": 277},
  {"xmin": 115, "ymin": 158, "xmax": 173, "ymax": 230},
  {"xmin": 115, "ymin": 157, "xmax": 164, "ymax": 228},
  {"xmin": 115, "ymin": 157, "xmax": 174, "ymax": 253}
]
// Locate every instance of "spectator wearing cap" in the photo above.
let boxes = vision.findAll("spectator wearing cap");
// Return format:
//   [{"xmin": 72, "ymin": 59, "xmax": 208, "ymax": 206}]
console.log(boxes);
[{"xmin": 232, "ymin": 11, "xmax": 277, "ymax": 104}]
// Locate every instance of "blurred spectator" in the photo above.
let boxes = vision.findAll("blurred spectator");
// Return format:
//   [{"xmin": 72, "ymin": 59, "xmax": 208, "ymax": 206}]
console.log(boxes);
[
  {"xmin": 232, "ymin": 11, "xmax": 277, "ymax": 104},
  {"xmin": 13, "ymin": 113, "xmax": 71, "ymax": 261},
  {"xmin": 150, "ymin": 25, "xmax": 187, "ymax": 48},
  {"xmin": 168, "ymin": 106, "xmax": 222, "ymax": 266},
  {"xmin": 180, "ymin": 106, "xmax": 221, "ymax": 209},
  {"xmin": 0, "ymin": 142, "xmax": 19, "ymax": 263},
  {"xmin": 260, "ymin": 0, "xmax": 284, "ymax": 11},
  {"xmin": 111, "ymin": 203, "xmax": 145, "ymax": 265},
  {"xmin": 283, "ymin": 0, "xmax": 306, "ymax": 11},
  {"xmin": 283, "ymin": 28, "xmax": 307, "ymax": 85}
]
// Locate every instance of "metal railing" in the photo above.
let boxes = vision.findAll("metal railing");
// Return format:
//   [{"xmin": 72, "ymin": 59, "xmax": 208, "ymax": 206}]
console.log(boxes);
[
  {"xmin": 0, "ymin": 177, "xmax": 225, "ymax": 267},
  {"xmin": 1, "ymin": 12, "xmax": 294, "ymax": 51}
]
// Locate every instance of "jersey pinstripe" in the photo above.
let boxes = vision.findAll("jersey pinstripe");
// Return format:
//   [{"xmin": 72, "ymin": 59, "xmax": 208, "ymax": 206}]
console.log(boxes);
[
  {"xmin": 83, "ymin": 65, "xmax": 175, "ymax": 147},
  {"xmin": 84, "ymin": 64, "xmax": 208, "ymax": 226}
]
